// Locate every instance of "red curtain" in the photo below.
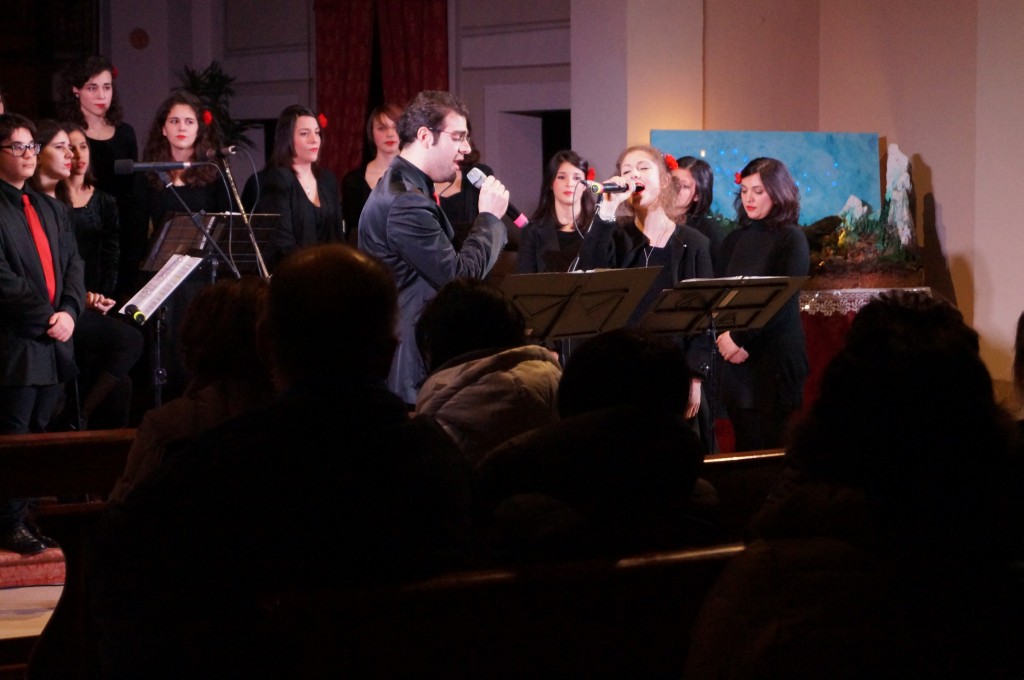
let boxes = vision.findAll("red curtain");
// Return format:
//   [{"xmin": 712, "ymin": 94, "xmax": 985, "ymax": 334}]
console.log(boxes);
[
  {"xmin": 376, "ymin": 0, "xmax": 449, "ymax": 105},
  {"xmin": 314, "ymin": 0, "xmax": 448, "ymax": 177}
]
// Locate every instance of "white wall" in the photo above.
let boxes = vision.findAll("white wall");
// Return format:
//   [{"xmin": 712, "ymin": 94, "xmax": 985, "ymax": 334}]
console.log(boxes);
[{"xmin": 974, "ymin": 0, "xmax": 1024, "ymax": 387}]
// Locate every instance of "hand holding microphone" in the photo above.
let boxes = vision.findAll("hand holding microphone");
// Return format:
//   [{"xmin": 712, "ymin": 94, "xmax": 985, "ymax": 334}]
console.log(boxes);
[
  {"xmin": 466, "ymin": 167, "xmax": 526, "ymax": 227},
  {"xmin": 584, "ymin": 179, "xmax": 646, "ymax": 195}
]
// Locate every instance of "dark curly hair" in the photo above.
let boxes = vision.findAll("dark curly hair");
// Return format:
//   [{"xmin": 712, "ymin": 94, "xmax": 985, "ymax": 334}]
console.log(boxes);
[
  {"xmin": 55, "ymin": 55, "xmax": 124, "ymax": 127},
  {"xmin": 141, "ymin": 91, "xmax": 218, "ymax": 187}
]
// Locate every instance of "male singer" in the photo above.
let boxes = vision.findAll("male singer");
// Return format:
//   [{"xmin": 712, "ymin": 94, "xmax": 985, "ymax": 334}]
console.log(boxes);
[
  {"xmin": 358, "ymin": 90, "xmax": 508, "ymax": 405},
  {"xmin": 0, "ymin": 113, "xmax": 85, "ymax": 553}
]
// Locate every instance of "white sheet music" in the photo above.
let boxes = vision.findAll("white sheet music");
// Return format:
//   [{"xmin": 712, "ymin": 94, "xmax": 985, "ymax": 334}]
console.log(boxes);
[{"xmin": 119, "ymin": 254, "xmax": 205, "ymax": 322}]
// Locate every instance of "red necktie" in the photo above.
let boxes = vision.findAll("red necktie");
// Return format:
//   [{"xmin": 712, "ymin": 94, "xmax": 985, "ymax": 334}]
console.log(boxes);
[
  {"xmin": 22, "ymin": 194, "xmax": 56, "ymax": 304},
  {"xmin": 433, "ymin": 192, "xmax": 440, "ymax": 206}
]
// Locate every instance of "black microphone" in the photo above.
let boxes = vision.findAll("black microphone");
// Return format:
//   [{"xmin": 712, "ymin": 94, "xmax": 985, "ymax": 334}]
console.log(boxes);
[
  {"xmin": 465, "ymin": 167, "xmax": 529, "ymax": 228},
  {"xmin": 206, "ymin": 146, "xmax": 237, "ymax": 159},
  {"xmin": 124, "ymin": 304, "xmax": 146, "ymax": 326},
  {"xmin": 114, "ymin": 159, "xmax": 206, "ymax": 174},
  {"xmin": 584, "ymin": 179, "xmax": 646, "ymax": 195}
]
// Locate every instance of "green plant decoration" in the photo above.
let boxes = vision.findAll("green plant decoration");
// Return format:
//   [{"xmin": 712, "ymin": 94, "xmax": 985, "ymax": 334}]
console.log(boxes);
[{"xmin": 177, "ymin": 61, "xmax": 258, "ymax": 149}]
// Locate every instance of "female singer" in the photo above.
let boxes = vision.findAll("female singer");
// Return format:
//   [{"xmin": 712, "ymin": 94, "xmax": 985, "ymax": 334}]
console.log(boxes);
[
  {"xmin": 123, "ymin": 90, "xmax": 226, "ymax": 290},
  {"xmin": 243, "ymin": 105, "xmax": 342, "ymax": 269},
  {"xmin": 715, "ymin": 157, "xmax": 809, "ymax": 451},
  {"xmin": 578, "ymin": 145, "xmax": 714, "ymax": 446},
  {"xmin": 516, "ymin": 149, "xmax": 596, "ymax": 274},
  {"xmin": 127, "ymin": 91, "xmax": 229, "ymax": 405},
  {"xmin": 30, "ymin": 121, "xmax": 142, "ymax": 429},
  {"xmin": 55, "ymin": 56, "xmax": 138, "ymax": 229},
  {"xmin": 672, "ymin": 156, "xmax": 726, "ymax": 274},
  {"xmin": 341, "ymin": 103, "xmax": 402, "ymax": 242}
]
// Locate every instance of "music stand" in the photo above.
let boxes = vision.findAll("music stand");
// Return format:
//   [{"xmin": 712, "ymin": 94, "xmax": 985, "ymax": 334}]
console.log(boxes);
[
  {"xmin": 119, "ymin": 253, "xmax": 206, "ymax": 407},
  {"xmin": 638, "ymin": 275, "xmax": 809, "ymax": 336},
  {"xmin": 499, "ymin": 267, "xmax": 662, "ymax": 343},
  {"xmin": 638, "ymin": 275, "xmax": 807, "ymax": 454},
  {"xmin": 142, "ymin": 212, "xmax": 277, "ymax": 278},
  {"xmin": 203, "ymin": 212, "xmax": 278, "ymax": 277}
]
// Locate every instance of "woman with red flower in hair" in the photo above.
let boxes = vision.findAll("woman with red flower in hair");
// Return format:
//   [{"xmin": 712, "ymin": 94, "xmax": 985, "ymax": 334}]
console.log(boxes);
[
  {"xmin": 577, "ymin": 144, "xmax": 716, "ymax": 451},
  {"xmin": 242, "ymin": 105, "xmax": 342, "ymax": 270},
  {"xmin": 122, "ymin": 91, "xmax": 227, "ymax": 293},
  {"xmin": 715, "ymin": 157, "xmax": 809, "ymax": 452},
  {"xmin": 123, "ymin": 91, "xmax": 231, "ymax": 405},
  {"xmin": 56, "ymin": 55, "xmax": 139, "ymax": 296}
]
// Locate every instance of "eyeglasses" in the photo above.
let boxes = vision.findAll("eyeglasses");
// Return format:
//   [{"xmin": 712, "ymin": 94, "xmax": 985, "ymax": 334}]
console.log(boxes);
[
  {"xmin": 430, "ymin": 128, "xmax": 471, "ymax": 146},
  {"xmin": 1, "ymin": 143, "xmax": 42, "ymax": 157}
]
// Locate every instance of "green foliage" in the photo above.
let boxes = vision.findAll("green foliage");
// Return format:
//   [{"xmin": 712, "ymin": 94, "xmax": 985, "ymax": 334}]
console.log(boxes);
[
  {"xmin": 807, "ymin": 197, "xmax": 917, "ymax": 275},
  {"xmin": 177, "ymin": 61, "xmax": 258, "ymax": 149}
]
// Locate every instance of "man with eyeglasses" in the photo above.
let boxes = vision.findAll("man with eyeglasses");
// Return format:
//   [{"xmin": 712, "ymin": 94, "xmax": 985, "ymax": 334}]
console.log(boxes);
[
  {"xmin": 359, "ymin": 90, "xmax": 509, "ymax": 406},
  {"xmin": 0, "ymin": 113, "xmax": 85, "ymax": 554}
]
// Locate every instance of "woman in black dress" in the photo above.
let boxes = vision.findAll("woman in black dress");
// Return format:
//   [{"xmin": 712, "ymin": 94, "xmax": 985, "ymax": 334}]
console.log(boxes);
[
  {"xmin": 672, "ymin": 156, "xmax": 727, "ymax": 275},
  {"xmin": 715, "ymin": 157, "xmax": 809, "ymax": 451},
  {"xmin": 243, "ymin": 105, "xmax": 342, "ymax": 269},
  {"xmin": 56, "ymin": 55, "xmax": 138, "ymax": 289},
  {"xmin": 127, "ymin": 91, "xmax": 230, "ymax": 404},
  {"xmin": 516, "ymin": 149, "xmax": 595, "ymax": 274},
  {"xmin": 341, "ymin": 103, "xmax": 402, "ymax": 243},
  {"xmin": 578, "ymin": 145, "xmax": 715, "ymax": 448}
]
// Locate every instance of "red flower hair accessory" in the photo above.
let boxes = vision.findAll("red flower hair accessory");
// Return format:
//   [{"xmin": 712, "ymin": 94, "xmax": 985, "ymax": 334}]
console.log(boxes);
[
  {"xmin": 734, "ymin": 171, "xmax": 743, "ymax": 185},
  {"xmin": 317, "ymin": 113, "xmax": 328, "ymax": 129},
  {"xmin": 202, "ymin": 110, "xmax": 213, "ymax": 126},
  {"xmin": 664, "ymin": 154, "xmax": 678, "ymax": 171},
  {"xmin": 586, "ymin": 167, "xmax": 596, "ymax": 181},
  {"xmin": 111, "ymin": 66, "xmax": 119, "ymax": 79}
]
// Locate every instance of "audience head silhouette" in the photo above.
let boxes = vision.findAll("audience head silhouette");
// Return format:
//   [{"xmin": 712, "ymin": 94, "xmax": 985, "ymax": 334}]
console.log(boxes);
[
  {"xmin": 788, "ymin": 290, "xmax": 1016, "ymax": 545},
  {"xmin": 416, "ymin": 278, "xmax": 526, "ymax": 373},
  {"xmin": 179, "ymin": 276, "xmax": 269, "ymax": 391},
  {"xmin": 261, "ymin": 244, "xmax": 397, "ymax": 388},
  {"xmin": 557, "ymin": 329, "xmax": 695, "ymax": 418}
]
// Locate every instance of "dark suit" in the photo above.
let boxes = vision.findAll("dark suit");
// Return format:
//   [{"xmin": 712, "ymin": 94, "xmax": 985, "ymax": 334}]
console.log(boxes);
[
  {"xmin": 357, "ymin": 156, "xmax": 506, "ymax": 404},
  {"xmin": 0, "ymin": 182, "xmax": 85, "ymax": 399},
  {"xmin": 0, "ymin": 181, "xmax": 85, "ymax": 529}
]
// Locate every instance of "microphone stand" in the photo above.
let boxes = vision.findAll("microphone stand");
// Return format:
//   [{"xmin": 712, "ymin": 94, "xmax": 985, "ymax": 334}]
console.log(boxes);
[
  {"xmin": 218, "ymin": 156, "xmax": 270, "ymax": 280},
  {"xmin": 157, "ymin": 170, "xmax": 241, "ymax": 282}
]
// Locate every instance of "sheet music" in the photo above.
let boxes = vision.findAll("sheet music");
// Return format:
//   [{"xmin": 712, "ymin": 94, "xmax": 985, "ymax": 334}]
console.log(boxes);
[{"xmin": 119, "ymin": 254, "xmax": 205, "ymax": 321}]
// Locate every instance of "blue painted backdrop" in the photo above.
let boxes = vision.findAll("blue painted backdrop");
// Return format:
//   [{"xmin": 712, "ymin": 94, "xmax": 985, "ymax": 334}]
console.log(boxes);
[{"xmin": 650, "ymin": 130, "xmax": 880, "ymax": 225}]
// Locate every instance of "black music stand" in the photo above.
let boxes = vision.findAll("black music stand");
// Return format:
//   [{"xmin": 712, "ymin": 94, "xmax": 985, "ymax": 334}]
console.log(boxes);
[
  {"xmin": 143, "ymin": 212, "xmax": 277, "ymax": 279},
  {"xmin": 639, "ymin": 275, "xmax": 808, "ymax": 336},
  {"xmin": 639, "ymin": 275, "xmax": 808, "ymax": 453},
  {"xmin": 499, "ymin": 267, "xmax": 662, "ymax": 343},
  {"xmin": 203, "ymin": 212, "xmax": 277, "ymax": 277}
]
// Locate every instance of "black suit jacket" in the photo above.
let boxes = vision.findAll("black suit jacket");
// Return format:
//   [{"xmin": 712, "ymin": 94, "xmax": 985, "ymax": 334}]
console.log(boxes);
[
  {"xmin": 0, "ymin": 184, "xmax": 85, "ymax": 386},
  {"xmin": 242, "ymin": 166, "xmax": 343, "ymax": 269}
]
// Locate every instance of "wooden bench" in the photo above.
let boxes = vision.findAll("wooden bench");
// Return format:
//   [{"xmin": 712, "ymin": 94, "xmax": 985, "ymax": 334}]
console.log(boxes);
[
  {"xmin": 703, "ymin": 448, "xmax": 787, "ymax": 539},
  {"xmin": 248, "ymin": 542, "xmax": 745, "ymax": 678},
  {"xmin": 0, "ymin": 429, "xmax": 135, "ymax": 680},
  {"xmin": 0, "ymin": 432, "xmax": 784, "ymax": 678}
]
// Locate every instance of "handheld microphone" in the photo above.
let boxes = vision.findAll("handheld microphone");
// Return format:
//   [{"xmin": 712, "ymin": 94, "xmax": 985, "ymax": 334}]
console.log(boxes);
[
  {"xmin": 114, "ymin": 159, "xmax": 206, "ymax": 174},
  {"xmin": 206, "ymin": 146, "xmax": 237, "ymax": 160},
  {"xmin": 124, "ymin": 304, "xmax": 146, "ymax": 326},
  {"xmin": 584, "ymin": 179, "xmax": 645, "ymax": 195},
  {"xmin": 465, "ymin": 167, "xmax": 529, "ymax": 228}
]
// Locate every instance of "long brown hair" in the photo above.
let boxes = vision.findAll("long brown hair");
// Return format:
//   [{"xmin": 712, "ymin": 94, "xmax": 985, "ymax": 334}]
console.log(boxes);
[
  {"xmin": 141, "ymin": 91, "xmax": 218, "ymax": 187},
  {"xmin": 55, "ymin": 55, "xmax": 125, "ymax": 127}
]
